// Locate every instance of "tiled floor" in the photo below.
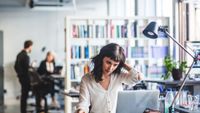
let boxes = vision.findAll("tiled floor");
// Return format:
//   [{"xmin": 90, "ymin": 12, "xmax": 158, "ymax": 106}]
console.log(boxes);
[
  {"xmin": 1, "ymin": 105, "xmax": 64, "ymax": 113},
  {"xmin": 2, "ymin": 105, "xmax": 20, "ymax": 113},
  {"xmin": 1, "ymin": 104, "xmax": 65, "ymax": 113},
  {"xmin": 1, "ymin": 93, "xmax": 65, "ymax": 113}
]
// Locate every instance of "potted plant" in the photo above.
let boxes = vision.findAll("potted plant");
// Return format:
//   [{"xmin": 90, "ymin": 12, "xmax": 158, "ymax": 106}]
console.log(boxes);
[{"xmin": 163, "ymin": 56, "xmax": 187, "ymax": 80}]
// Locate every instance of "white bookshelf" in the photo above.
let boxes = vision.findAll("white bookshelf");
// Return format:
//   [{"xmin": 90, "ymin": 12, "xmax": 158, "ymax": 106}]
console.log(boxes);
[{"xmin": 64, "ymin": 16, "xmax": 171, "ymax": 113}]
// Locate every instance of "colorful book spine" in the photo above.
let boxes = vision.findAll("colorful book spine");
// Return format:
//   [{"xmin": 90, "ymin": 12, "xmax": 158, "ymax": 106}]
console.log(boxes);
[
  {"xmin": 84, "ymin": 45, "xmax": 89, "ymax": 58},
  {"xmin": 110, "ymin": 22, "xmax": 114, "ymax": 38},
  {"xmin": 72, "ymin": 24, "xmax": 78, "ymax": 38},
  {"xmin": 131, "ymin": 47, "xmax": 145, "ymax": 58},
  {"xmin": 131, "ymin": 21, "xmax": 137, "ymax": 38},
  {"xmin": 116, "ymin": 25, "xmax": 120, "ymax": 38}
]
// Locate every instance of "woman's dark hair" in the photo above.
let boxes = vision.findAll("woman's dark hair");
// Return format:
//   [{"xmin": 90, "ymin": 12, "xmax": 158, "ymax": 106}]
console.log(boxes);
[{"xmin": 91, "ymin": 43, "xmax": 126, "ymax": 82}]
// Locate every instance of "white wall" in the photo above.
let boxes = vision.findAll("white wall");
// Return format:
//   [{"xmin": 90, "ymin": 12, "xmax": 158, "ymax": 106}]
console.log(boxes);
[
  {"xmin": 136, "ymin": 0, "xmax": 158, "ymax": 16},
  {"xmin": 0, "ymin": 1, "xmax": 107, "ymax": 105},
  {"xmin": 109, "ymin": 0, "xmax": 125, "ymax": 16}
]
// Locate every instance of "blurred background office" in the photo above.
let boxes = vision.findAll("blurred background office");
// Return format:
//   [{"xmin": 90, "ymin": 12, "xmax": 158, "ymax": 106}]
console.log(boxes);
[{"xmin": 1, "ymin": 0, "xmax": 200, "ymax": 113}]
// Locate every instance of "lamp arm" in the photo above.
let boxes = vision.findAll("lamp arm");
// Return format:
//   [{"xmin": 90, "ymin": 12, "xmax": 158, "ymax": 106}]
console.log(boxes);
[
  {"xmin": 169, "ymin": 60, "xmax": 196, "ymax": 113},
  {"xmin": 163, "ymin": 30, "xmax": 195, "ymax": 59},
  {"xmin": 163, "ymin": 29, "xmax": 197, "ymax": 112}
]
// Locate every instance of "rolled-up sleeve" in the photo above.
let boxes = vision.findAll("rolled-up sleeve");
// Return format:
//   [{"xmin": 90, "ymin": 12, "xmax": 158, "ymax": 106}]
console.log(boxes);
[
  {"xmin": 76, "ymin": 76, "xmax": 90, "ymax": 113},
  {"xmin": 119, "ymin": 68, "xmax": 140, "ymax": 85}
]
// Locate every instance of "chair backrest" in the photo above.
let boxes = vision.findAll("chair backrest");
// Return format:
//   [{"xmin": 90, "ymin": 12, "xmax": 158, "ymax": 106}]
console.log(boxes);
[
  {"xmin": 28, "ymin": 67, "xmax": 42, "ymax": 86},
  {"xmin": 116, "ymin": 90, "xmax": 160, "ymax": 113},
  {"xmin": 29, "ymin": 67, "xmax": 52, "ymax": 97}
]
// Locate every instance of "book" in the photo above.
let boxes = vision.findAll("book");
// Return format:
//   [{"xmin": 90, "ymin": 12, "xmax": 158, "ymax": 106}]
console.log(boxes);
[{"xmin": 84, "ymin": 46, "xmax": 89, "ymax": 58}]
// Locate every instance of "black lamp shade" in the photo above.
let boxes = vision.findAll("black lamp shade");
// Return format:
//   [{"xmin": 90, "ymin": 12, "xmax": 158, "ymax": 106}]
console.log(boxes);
[{"xmin": 143, "ymin": 21, "xmax": 158, "ymax": 39}]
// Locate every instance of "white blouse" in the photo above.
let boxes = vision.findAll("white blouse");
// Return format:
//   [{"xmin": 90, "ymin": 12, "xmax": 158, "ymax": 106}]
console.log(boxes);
[
  {"xmin": 46, "ymin": 62, "xmax": 54, "ymax": 73},
  {"xmin": 76, "ymin": 68, "xmax": 139, "ymax": 113}
]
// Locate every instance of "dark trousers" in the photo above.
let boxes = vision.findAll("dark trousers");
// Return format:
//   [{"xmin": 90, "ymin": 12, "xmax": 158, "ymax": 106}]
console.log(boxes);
[
  {"xmin": 34, "ymin": 82, "xmax": 51, "ymax": 113},
  {"xmin": 41, "ymin": 76, "xmax": 55, "ymax": 97},
  {"xmin": 18, "ymin": 77, "xmax": 30, "ymax": 113},
  {"xmin": 35, "ymin": 91, "xmax": 48, "ymax": 113}
]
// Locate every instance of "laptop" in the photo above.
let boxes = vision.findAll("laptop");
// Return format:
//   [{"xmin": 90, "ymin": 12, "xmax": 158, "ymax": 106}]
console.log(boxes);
[{"xmin": 116, "ymin": 90, "xmax": 160, "ymax": 113}]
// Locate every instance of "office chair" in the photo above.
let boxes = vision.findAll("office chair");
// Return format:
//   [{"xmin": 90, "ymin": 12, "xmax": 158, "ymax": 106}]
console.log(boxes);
[{"xmin": 28, "ymin": 67, "xmax": 51, "ymax": 113}]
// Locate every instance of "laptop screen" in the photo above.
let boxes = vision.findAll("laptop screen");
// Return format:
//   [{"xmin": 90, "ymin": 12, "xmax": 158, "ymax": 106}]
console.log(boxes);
[{"xmin": 116, "ymin": 90, "xmax": 160, "ymax": 113}]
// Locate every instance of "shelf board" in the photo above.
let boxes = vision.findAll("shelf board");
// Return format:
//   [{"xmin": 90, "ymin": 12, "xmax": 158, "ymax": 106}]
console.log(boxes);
[
  {"xmin": 127, "ymin": 58, "xmax": 149, "ymax": 60},
  {"xmin": 71, "ymin": 98, "xmax": 79, "ymax": 103},
  {"xmin": 70, "ymin": 79, "xmax": 81, "ymax": 82},
  {"xmin": 192, "ymin": 66, "xmax": 200, "ymax": 68}
]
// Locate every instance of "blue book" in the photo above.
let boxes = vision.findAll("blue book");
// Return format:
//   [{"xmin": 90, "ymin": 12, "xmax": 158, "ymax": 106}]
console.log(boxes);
[
  {"xmin": 78, "ymin": 46, "xmax": 81, "ymax": 58},
  {"xmin": 70, "ymin": 64, "xmax": 75, "ymax": 79},
  {"xmin": 131, "ymin": 21, "xmax": 137, "ymax": 38},
  {"xmin": 84, "ymin": 46, "xmax": 89, "ymax": 58},
  {"xmin": 95, "ymin": 25, "xmax": 99, "ymax": 38},
  {"xmin": 151, "ymin": 46, "xmax": 169, "ymax": 58},
  {"xmin": 83, "ymin": 25, "xmax": 87, "ymax": 38}
]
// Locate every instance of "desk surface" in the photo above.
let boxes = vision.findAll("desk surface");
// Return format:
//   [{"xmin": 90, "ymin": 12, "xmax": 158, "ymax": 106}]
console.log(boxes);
[
  {"xmin": 174, "ymin": 105, "xmax": 200, "ymax": 113},
  {"xmin": 144, "ymin": 79, "xmax": 200, "ymax": 86},
  {"xmin": 61, "ymin": 90, "xmax": 79, "ymax": 98}
]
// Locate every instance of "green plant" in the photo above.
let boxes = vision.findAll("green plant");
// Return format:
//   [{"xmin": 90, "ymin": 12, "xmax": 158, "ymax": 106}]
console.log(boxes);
[{"xmin": 163, "ymin": 56, "xmax": 187, "ymax": 80}]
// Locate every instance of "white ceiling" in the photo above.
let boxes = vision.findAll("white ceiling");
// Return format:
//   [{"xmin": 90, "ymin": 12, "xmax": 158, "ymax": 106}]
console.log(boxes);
[
  {"xmin": 0, "ymin": 0, "xmax": 27, "ymax": 7},
  {"xmin": 0, "ymin": 0, "xmax": 104, "ymax": 8}
]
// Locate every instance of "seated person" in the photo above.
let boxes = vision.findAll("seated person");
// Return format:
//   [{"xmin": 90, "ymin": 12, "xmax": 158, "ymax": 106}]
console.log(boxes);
[
  {"xmin": 37, "ymin": 51, "xmax": 59, "ymax": 108},
  {"xmin": 76, "ymin": 43, "xmax": 143, "ymax": 113}
]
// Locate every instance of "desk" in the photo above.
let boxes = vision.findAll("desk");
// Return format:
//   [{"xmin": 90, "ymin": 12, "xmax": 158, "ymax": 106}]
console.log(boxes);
[
  {"xmin": 174, "ymin": 105, "xmax": 200, "ymax": 113},
  {"xmin": 62, "ymin": 91, "xmax": 79, "ymax": 98},
  {"xmin": 143, "ymin": 79, "xmax": 200, "ymax": 95},
  {"xmin": 51, "ymin": 75, "xmax": 80, "ymax": 98},
  {"xmin": 51, "ymin": 74, "xmax": 65, "ymax": 79},
  {"xmin": 51, "ymin": 74, "xmax": 65, "ymax": 91},
  {"xmin": 144, "ymin": 79, "xmax": 200, "ymax": 86}
]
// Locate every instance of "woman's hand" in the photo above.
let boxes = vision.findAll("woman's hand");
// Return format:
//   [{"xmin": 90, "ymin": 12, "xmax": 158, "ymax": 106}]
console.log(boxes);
[
  {"xmin": 136, "ymin": 72, "xmax": 143, "ymax": 80},
  {"xmin": 123, "ymin": 63, "xmax": 143, "ymax": 80},
  {"xmin": 123, "ymin": 63, "xmax": 132, "ymax": 71}
]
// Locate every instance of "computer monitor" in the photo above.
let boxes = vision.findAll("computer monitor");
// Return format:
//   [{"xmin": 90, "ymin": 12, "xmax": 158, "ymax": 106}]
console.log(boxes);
[
  {"xmin": 185, "ymin": 41, "xmax": 200, "ymax": 78},
  {"xmin": 185, "ymin": 41, "xmax": 200, "ymax": 65},
  {"xmin": 116, "ymin": 90, "xmax": 160, "ymax": 113}
]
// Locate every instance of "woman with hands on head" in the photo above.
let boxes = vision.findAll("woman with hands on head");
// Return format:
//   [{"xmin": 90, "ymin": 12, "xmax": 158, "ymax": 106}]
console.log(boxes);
[{"xmin": 76, "ymin": 43, "xmax": 143, "ymax": 113}]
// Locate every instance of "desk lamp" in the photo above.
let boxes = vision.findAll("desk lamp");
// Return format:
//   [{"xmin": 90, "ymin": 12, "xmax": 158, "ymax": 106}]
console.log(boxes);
[{"xmin": 143, "ymin": 21, "xmax": 198, "ymax": 113}]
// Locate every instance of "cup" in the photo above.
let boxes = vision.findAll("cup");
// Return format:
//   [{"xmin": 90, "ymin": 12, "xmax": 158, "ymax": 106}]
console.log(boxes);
[
  {"xmin": 187, "ymin": 94, "xmax": 199, "ymax": 111},
  {"xmin": 187, "ymin": 94, "xmax": 193, "ymax": 110},
  {"xmin": 193, "ymin": 95, "xmax": 199, "ymax": 111},
  {"xmin": 179, "ymin": 91, "xmax": 188, "ymax": 106}
]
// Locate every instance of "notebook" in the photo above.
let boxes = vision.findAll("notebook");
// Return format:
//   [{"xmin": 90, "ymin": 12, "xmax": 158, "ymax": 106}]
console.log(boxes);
[{"xmin": 116, "ymin": 90, "xmax": 160, "ymax": 113}]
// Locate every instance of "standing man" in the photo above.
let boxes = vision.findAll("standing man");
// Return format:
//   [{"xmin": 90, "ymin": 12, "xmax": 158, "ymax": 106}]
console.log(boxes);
[{"xmin": 14, "ymin": 40, "xmax": 33, "ymax": 113}]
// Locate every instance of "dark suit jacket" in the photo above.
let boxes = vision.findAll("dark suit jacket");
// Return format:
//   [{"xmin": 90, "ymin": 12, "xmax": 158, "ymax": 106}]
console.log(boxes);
[
  {"xmin": 14, "ymin": 50, "xmax": 30, "ymax": 80},
  {"xmin": 37, "ymin": 60, "xmax": 56, "ymax": 76}
]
